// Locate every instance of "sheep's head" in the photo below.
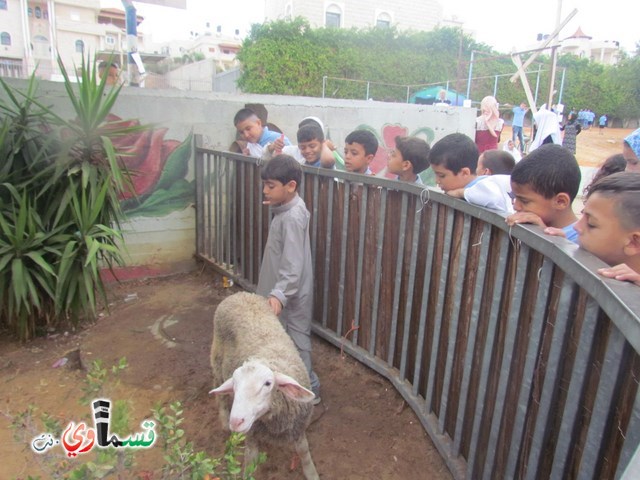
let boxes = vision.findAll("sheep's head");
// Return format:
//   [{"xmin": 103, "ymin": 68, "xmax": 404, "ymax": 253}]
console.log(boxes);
[{"xmin": 209, "ymin": 359, "xmax": 315, "ymax": 433}]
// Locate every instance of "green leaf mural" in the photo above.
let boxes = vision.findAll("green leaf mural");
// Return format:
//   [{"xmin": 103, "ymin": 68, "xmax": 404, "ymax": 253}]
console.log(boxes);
[{"xmin": 119, "ymin": 132, "xmax": 194, "ymax": 218}]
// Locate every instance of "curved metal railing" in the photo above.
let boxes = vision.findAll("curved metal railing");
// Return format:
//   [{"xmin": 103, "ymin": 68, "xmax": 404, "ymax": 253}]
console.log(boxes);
[{"xmin": 194, "ymin": 139, "xmax": 640, "ymax": 479}]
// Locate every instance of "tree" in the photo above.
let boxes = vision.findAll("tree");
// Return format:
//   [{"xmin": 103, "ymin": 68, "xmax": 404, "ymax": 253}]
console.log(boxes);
[{"xmin": 236, "ymin": 18, "xmax": 640, "ymax": 123}]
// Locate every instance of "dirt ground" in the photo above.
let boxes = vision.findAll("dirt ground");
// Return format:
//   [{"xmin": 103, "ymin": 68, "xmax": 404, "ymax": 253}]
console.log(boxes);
[
  {"xmin": 0, "ymin": 271, "xmax": 452, "ymax": 480},
  {"xmin": 0, "ymin": 127, "xmax": 632, "ymax": 480},
  {"xmin": 503, "ymin": 124, "xmax": 631, "ymax": 168}
]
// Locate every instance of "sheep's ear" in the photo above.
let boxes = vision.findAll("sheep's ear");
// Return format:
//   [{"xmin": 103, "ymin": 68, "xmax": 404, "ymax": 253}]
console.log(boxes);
[
  {"xmin": 274, "ymin": 372, "xmax": 315, "ymax": 402},
  {"xmin": 209, "ymin": 377, "xmax": 234, "ymax": 395}
]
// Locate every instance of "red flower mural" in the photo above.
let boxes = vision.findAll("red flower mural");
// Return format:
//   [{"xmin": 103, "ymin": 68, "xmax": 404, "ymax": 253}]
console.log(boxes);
[
  {"xmin": 105, "ymin": 115, "xmax": 181, "ymax": 200},
  {"xmin": 368, "ymin": 124, "xmax": 408, "ymax": 176}
]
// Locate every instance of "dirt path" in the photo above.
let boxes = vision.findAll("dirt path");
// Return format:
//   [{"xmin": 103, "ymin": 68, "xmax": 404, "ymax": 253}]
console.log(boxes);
[
  {"xmin": 0, "ymin": 272, "xmax": 452, "ymax": 480},
  {"xmin": 501, "ymin": 125, "xmax": 631, "ymax": 168}
]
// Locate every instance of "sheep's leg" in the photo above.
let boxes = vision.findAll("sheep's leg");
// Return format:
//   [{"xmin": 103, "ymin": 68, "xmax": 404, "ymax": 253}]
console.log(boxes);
[
  {"xmin": 243, "ymin": 440, "xmax": 259, "ymax": 475},
  {"xmin": 294, "ymin": 434, "xmax": 319, "ymax": 480}
]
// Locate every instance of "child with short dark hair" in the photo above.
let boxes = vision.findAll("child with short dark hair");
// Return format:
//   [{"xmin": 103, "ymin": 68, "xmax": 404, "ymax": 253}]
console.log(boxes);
[
  {"xmin": 429, "ymin": 133, "xmax": 478, "ymax": 190},
  {"xmin": 387, "ymin": 136, "xmax": 431, "ymax": 183},
  {"xmin": 430, "ymin": 133, "xmax": 513, "ymax": 213},
  {"xmin": 344, "ymin": 130, "xmax": 378, "ymax": 174},
  {"xmin": 476, "ymin": 149, "xmax": 515, "ymax": 176},
  {"xmin": 233, "ymin": 108, "xmax": 290, "ymax": 158},
  {"xmin": 506, "ymin": 144, "xmax": 581, "ymax": 241},
  {"xmin": 263, "ymin": 116, "xmax": 337, "ymax": 168},
  {"xmin": 295, "ymin": 123, "xmax": 326, "ymax": 167},
  {"xmin": 255, "ymin": 154, "xmax": 321, "ymax": 402},
  {"xmin": 575, "ymin": 172, "xmax": 640, "ymax": 286}
]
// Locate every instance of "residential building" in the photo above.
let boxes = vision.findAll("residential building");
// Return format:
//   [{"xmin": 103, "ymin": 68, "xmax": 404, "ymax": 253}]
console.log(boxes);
[
  {"xmin": 0, "ymin": 0, "xmax": 146, "ymax": 80},
  {"xmin": 559, "ymin": 27, "xmax": 621, "ymax": 66},
  {"xmin": 264, "ymin": 0, "xmax": 443, "ymax": 32}
]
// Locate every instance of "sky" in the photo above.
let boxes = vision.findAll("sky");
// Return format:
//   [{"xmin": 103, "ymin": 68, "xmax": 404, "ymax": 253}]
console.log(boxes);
[{"xmin": 100, "ymin": 0, "xmax": 639, "ymax": 54}]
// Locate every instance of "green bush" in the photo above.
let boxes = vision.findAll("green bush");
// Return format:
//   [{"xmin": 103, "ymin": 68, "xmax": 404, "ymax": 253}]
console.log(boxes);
[{"xmin": 0, "ymin": 56, "xmax": 146, "ymax": 340}]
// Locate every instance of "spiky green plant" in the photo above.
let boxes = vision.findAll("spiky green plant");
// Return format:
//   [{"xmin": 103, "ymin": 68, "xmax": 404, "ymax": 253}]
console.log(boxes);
[{"xmin": 0, "ymin": 55, "xmax": 148, "ymax": 339}]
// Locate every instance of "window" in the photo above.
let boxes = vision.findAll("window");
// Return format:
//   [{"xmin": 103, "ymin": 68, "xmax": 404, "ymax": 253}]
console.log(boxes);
[
  {"xmin": 28, "ymin": 7, "xmax": 32, "ymax": 16},
  {"xmin": 75, "ymin": 39, "xmax": 84, "ymax": 53},
  {"xmin": 35, "ymin": 6, "xmax": 41, "ymax": 18},
  {"xmin": 106, "ymin": 35, "xmax": 115, "ymax": 45},
  {"xmin": 216, "ymin": 25, "xmax": 221, "ymax": 33},
  {"xmin": 325, "ymin": 4, "xmax": 342, "ymax": 28},
  {"xmin": 376, "ymin": 12, "xmax": 391, "ymax": 28},
  {"xmin": 0, "ymin": 0, "xmax": 7, "ymax": 10},
  {"xmin": 1, "ymin": 32, "xmax": 11, "ymax": 46}
]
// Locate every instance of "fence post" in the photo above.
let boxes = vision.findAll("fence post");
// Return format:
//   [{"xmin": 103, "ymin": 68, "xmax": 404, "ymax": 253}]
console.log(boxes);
[
  {"xmin": 466, "ymin": 50, "xmax": 475, "ymax": 100},
  {"xmin": 322, "ymin": 75, "xmax": 327, "ymax": 98}
]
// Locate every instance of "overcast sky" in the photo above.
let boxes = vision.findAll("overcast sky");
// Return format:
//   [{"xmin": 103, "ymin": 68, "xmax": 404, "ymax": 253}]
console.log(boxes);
[{"xmin": 101, "ymin": 0, "xmax": 639, "ymax": 54}]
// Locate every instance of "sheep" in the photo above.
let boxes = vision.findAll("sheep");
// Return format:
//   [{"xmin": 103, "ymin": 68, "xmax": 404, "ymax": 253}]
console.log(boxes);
[{"xmin": 209, "ymin": 291, "xmax": 320, "ymax": 480}]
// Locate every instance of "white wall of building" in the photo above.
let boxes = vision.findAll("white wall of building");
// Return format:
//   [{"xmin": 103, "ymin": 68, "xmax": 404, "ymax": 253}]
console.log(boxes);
[{"xmin": 265, "ymin": 0, "xmax": 443, "ymax": 31}]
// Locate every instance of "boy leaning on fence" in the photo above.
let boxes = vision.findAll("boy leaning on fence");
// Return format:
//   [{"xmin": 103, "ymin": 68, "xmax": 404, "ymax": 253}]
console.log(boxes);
[
  {"xmin": 233, "ymin": 107, "xmax": 291, "ymax": 159},
  {"xmin": 255, "ymin": 154, "xmax": 322, "ymax": 403},
  {"xmin": 506, "ymin": 144, "xmax": 581, "ymax": 242},
  {"xmin": 575, "ymin": 172, "xmax": 640, "ymax": 287}
]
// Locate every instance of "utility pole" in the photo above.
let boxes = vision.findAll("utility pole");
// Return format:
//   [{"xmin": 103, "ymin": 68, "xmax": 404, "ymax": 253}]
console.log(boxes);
[
  {"xmin": 547, "ymin": 0, "xmax": 563, "ymax": 107},
  {"xmin": 121, "ymin": 0, "xmax": 145, "ymax": 86}
]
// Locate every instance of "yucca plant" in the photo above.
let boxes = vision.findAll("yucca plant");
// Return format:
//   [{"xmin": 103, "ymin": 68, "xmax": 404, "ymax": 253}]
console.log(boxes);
[{"xmin": 0, "ymin": 55, "xmax": 149, "ymax": 340}]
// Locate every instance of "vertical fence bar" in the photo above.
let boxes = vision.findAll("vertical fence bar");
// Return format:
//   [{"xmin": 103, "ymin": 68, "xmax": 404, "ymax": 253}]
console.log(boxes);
[
  {"xmin": 522, "ymin": 279, "xmax": 578, "ymax": 479},
  {"xmin": 194, "ymin": 138, "xmax": 204, "ymax": 257},
  {"xmin": 222, "ymin": 156, "xmax": 230, "ymax": 267},
  {"xmin": 504, "ymin": 258, "xmax": 555, "ymax": 478},
  {"xmin": 215, "ymin": 153, "xmax": 223, "ymax": 263},
  {"xmin": 482, "ymin": 244, "xmax": 529, "ymax": 479},
  {"xmin": 438, "ymin": 214, "xmax": 472, "ymax": 435},
  {"xmin": 466, "ymin": 231, "xmax": 512, "ymax": 478},
  {"xmin": 577, "ymin": 328, "xmax": 628, "ymax": 476},
  {"xmin": 311, "ymin": 175, "xmax": 320, "ymax": 260},
  {"xmin": 321, "ymin": 179, "xmax": 335, "ymax": 328},
  {"xmin": 413, "ymin": 201, "xmax": 438, "ymax": 399},
  {"xmin": 336, "ymin": 181, "xmax": 351, "ymax": 336},
  {"xmin": 453, "ymin": 221, "xmax": 492, "ymax": 455},
  {"xmin": 387, "ymin": 193, "xmax": 409, "ymax": 365},
  {"xmin": 548, "ymin": 298, "xmax": 600, "ymax": 478},
  {"xmin": 369, "ymin": 189, "xmax": 387, "ymax": 356},
  {"xmin": 399, "ymin": 206, "xmax": 422, "ymax": 380},
  {"xmin": 425, "ymin": 207, "xmax": 454, "ymax": 414},
  {"xmin": 352, "ymin": 187, "xmax": 368, "ymax": 346},
  {"xmin": 231, "ymin": 159, "xmax": 238, "ymax": 275},
  {"xmin": 239, "ymin": 165, "xmax": 246, "ymax": 279},
  {"xmin": 207, "ymin": 155, "xmax": 216, "ymax": 259},
  {"xmin": 617, "ymin": 391, "xmax": 640, "ymax": 478},
  {"xmin": 248, "ymin": 167, "xmax": 255, "ymax": 283}
]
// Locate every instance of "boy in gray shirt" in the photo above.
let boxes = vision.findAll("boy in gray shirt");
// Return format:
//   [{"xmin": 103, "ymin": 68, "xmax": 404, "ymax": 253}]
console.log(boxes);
[{"xmin": 255, "ymin": 154, "xmax": 321, "ymax": 403}]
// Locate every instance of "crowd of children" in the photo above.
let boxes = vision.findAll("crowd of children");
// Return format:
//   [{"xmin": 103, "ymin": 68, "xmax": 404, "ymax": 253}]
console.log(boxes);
[{"xmin": 233, "ymin": 106, "xmax": 640, "ymax": 405}]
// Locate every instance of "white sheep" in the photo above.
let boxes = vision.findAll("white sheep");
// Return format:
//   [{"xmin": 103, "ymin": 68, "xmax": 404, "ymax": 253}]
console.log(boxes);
[{"xmin": 209, "ymin": 291, "xmax": 320, "ymax": 480}]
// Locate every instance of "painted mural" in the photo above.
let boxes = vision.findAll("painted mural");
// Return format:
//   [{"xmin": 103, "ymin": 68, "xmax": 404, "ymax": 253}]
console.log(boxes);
[
  {"xmin": 357, "ymin": 123, "xmax": 436, "ymax": 186},
  {"xmin": 109, "ymin": 114, "xmax": 194, "ymax": 218}
]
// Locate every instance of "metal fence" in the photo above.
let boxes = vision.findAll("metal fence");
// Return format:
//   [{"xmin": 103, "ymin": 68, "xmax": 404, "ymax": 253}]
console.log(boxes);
[{"xmin": 194, "ymin": 139, "xmax": 640, "ymax": 480}]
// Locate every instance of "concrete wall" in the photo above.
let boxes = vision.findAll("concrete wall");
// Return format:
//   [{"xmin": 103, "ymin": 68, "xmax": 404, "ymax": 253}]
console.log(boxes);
[{"xmin": 1, "ymin": 79, "xmax": 476, "ymax": 279}]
